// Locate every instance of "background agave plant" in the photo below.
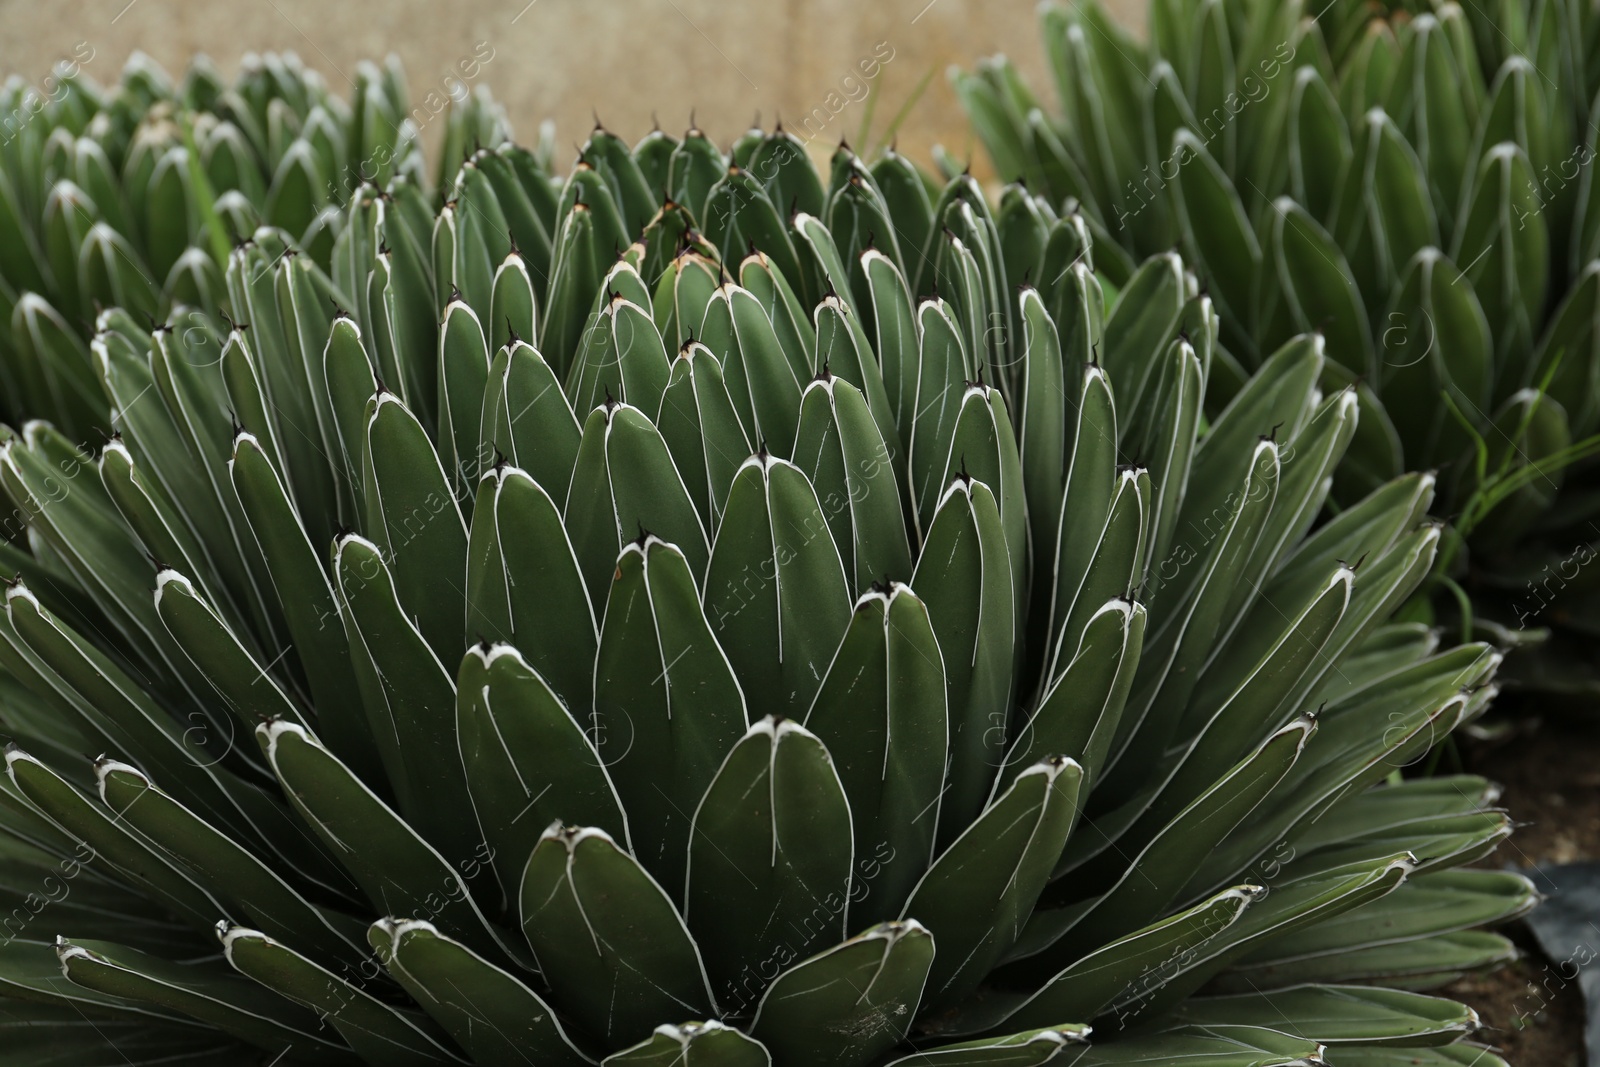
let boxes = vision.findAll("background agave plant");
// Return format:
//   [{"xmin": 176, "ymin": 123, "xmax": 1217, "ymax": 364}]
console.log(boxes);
[
  {"xmin": 0, "ymin": 53, "xmax": 1538, "ymax": 1066},
  {"xmin": 0, "ymin": 47, "xmax": 517, "ymax": 444},
  {"xmin": 955, "ymin": 0, "xmax": 1600, "ymax": 694}
]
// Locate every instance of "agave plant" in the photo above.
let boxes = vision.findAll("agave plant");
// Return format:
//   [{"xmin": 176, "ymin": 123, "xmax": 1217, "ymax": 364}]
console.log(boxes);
[
  {"xmin": 0, "ymin": 51, "xmax": 1536, "ymax": 1065},
  {"xmin": 0, "ymin": 49, "xmax": 516, "ymax": 447},
  {"xmin": 956, "ymin": 0, "xmax": 1600, "ymax": 690}
]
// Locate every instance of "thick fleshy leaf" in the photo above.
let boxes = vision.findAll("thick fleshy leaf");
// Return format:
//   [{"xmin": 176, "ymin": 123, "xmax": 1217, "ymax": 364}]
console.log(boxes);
[
  {"xmin": 463, "ymin": 464, "xmax": 596, "ymax": 709},
  {"xmin": 368, "ymin": 918, "xmax": 590, "ymax": 1067},
  {"xmin": 684, "ymin": 717, "xmax": 853, "ymax": 1014},
  {"xmin": 519, "ymin": 824, "xmax": 714, "ymax": 1047},
  {"xmin": 603, "ymin": 1022, "xmax": 770, "ymax": 1066},
  {"xmin": 904, "ymin": 757, "xmax": 1083, "ymax": 1008},
  {"xmin": 805, "ymin": 584, "xmax": 946, "ymax": 922},
  {"xmin": 792, "ymin": 373, "xmax": 913, "ymax": 593},
  {"xmin": 749, "ymin": 921, "xmax": 935, "ymax": 1067},
  {"xmin": 456, "ymin": 642, "xmax": 626, "ymax": 905},
  {"xmin": 565, "ymin": 401, "xmax": 709, "ymax": 611},
  {"xmin": 703, "ymin": 454, "xmax": 851, "ymax": 719},
  {"xmin": 220, "ymin": 923, "xmax": 458, "ymax": 1067},
  {"xmin": 912, "ymin": 477, "xmax": 1016, "ymax": 845},
  {"xmin": 593, "ymin": 535, "xmax": 747, "ymax": 897}
]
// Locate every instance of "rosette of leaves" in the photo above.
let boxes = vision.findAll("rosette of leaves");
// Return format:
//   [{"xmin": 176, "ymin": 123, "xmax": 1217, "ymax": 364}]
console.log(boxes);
[
  {"xmin": 0, "ymin": 49, "xmax": 515, "ymax": 445},
  {"xmin": 955, "ymin": 0, "xmax": 1600, "ymax": 689},
  {"xmin": 0, "ymin": 109, "xmax": 1535, "ymax": 1067}
]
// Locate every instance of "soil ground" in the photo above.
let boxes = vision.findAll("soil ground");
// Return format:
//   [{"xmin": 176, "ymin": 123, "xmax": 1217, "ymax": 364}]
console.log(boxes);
[{"xmin": 1444, "ymin": 716, "xmax": 1600, "ymax": 1065}]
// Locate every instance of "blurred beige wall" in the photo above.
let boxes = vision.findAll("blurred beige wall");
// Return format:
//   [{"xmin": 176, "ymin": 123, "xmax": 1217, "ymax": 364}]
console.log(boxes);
[{"xmin": 0, "ymin": 0, "xmax": 1143, "ymax": 173}]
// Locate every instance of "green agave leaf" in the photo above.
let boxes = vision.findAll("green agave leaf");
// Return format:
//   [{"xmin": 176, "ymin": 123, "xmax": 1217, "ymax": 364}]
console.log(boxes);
[
  {"xmin": 805, "ymin": 584, "xmax": 945, "ymax": 923},
  {"xmin": 1130, "ymin": 337, "xmax": 1204, "ymax": 573},
  {"xmin": 220, "ymin": 923, "xmax": 459, "ymax": 1066},
  {"xmin": 1101, "ymin": 252, "xmax": 1185, "ymax": 429},
  {"xmin": 684, "ymin": 716, "xmax": 853, "ymax": 1014},
  {"xmin": 1114, "ymin": 856, "xmax": 1416, "ymax": 1023},
  {"xmin": 669, "ymin": 128, "xmax": 729, "ymax": 225},
  {"xmin": 865, "ymin": 250, "xmax": 922, "ymax": 435},
  {"xmin": 1047, "ymin": 467, "xmax": 1148, "ymax": 684},
  {"xmin": 1380, "ymin": 249, "xmax": 1492, "ymax": 465},
  {"xmin": 1229, "ymin": 868, "xmax": 1532, "ymax": 976},
  {"xmin": 1099, "ymin": 439, "xmax": 1282, "ymax": 812},
  {"xmin": 904, "ymin": 757, "xmax": 1083, "ymax": 1009},
  {"xmin": 656, "ymin": 341, "xmax": 754, "ymax": 533},
  {"xmin": 478, "ymin": 338, "xmax": 581, "ymax": 504},
  {"xmin": 1, "ymin": 577, "xmax": 309, "ymax": 870},
  {"xmin": 1452, "ymin": 142, "xmax": 1547, "ymax": 378},
  {"xmin": 871, "ymin": 150, "xmax": 936, "ymax": 290},
  {"xmin": 792, "ymin": 372, "xmax": 913, "ymax": 593},
  {"xmin": 704, "ymin": 453, "xmax": 851, "ymax": 719},
  {"xmin": 1004, "ymin": 599, "xmax": 1144, "ymax": 794},
  {"xmin": 1269, "ymin": 199, "xmax": 1373, "ymax": 378},
  {"xmin": 883, "ymin": 1027, "xmax": 1089, "ymax": 1066},
  {"xmin": 1043, "ymin": 362, "xmax": 1116, "ymax": 678},
  {"xmin": 942, "ymin": 383, "xmax": 1027, "ymax": 611},
  {"xmin": 583, "ymin": 125, "xmax": 656, "ymax": 238},
  {"xmin": 153, "ymin": 568, "xmax": 304, "ymax": 732},
  {"xmin": 1530, "ymin": 259, "xmax": 1600, "ymax": 436},
  {"xmin": 749, "ymin": 921, "xmax": 934, "ymax": 1067},
  {"xmin": 0, "ymin": 937, "xmax": 196, "ymax": 1025},
  {"xmin": 653, "ymin": 251, "xmax": 721, "ymax": 353},
  {"xmin": 456, "ymin": 642, "xmax": 625, "ymax": 905},
  {"xmin": 1016, "ymin": 288, "xmax": 1065, "ymax": 589},
  {"xmin": 323, "ymin": 313, "xmax": 378, "ymax": 503},
  {"xmin": 255, "ymin": 717, "xmax": 513, "ymax": 965},
  {"xmin": 437, "ymin": 298, "xmax": 493, "ymax": 508},
  {"xmin": 519, "ymin": 824, "xmax": 714, "ymax": 1047},
  {"xmin": 603, "ymin": 1021, "xmax": 769, "ymax": 1066},
  {"xmin": 56, "ymin": 938, "xmax": 345, "ymax": 1061},
  {"xmin": 463, "ymin": 464, "xmax": 596, "ymax": 708},
  {"xmin": 369, "ymin": 918, "xmax": 591, "ymax": 1067},
  {"xmin": 1072, "ymin": 1025, "xmax": 1322, "ymax": 1066},
  {"xmin": 1400, "ymin": 15, "xmax": 1476, "ymax": 232},
  {"xmin": 1327, "ymin": 1047, "xmax": 1506, "ymax": 1067},
  {"xmin": 1170, "ymin": 131, "xmax": 1259, "ymax": 337},
  {"xmin": 594, "ymin": 535, "xmax": 747, "ymax": 900},
  {"xmin": 702, "ymin": 168, "xmax": 801, "ymax": 295},
  {"xmin": 565, "ymin": 400, "xmax": 709, "ymax": 611},
  {"xmin": 912, "ymin": 476, "xmax": 1015, "ymax": 846},
  {"xmin": 812, "ymin": 292, "xmax": 901, "ymax": 459},
  {"xmin": 1056, "ymin": 716, "xmax": 1316, "ymax": 958},
  {"xmin": 229, "ymin": 431, "xmax": 375, "ymax": 780},
  {"xmin": 1356, "ymin": 109, "xmax": 1438, "ymax": 295},
  {"xmin": 332, "ymin": 534, "xmax": 474, "ymax": 865},
  {"xmin": 630, "ymin": 127, "xmax": 675, "ymax": 202},
  {"xmin": 489, "ymin": 251, "xmax": 538, "ymax": 353},
  {"xmin": 737, "ymin": 251, "xmax": 816, "ymax": 381},
  {"xmin": 750, "ymin": 130, "xmax": 824, "ymax": 226},
  {"xmin": 908, "ymin": 298, "xmax": 975, "ymax": 533},
  {"xmin": 1168, "ymin": 984, "xmax": 1478, "ymax": 1047},
  {"xmin": 360, "ymin": 390, "xmax": 470, "ymax": 664},
  {"xmin": 94, "ymin": 759, "xmax": 368, "ymax": 975},
  {"xmin": 11, "ymin": 295, "xmax": 102, "ymax": 445},
  {"xmin": 4, "ymin": 747, "xmax": 224, "ymax": 929},
  {"xmin": 1222, "ymin": 928, "xmax": 1517, "ymax": 990},
  {"xmin": 993, "ymin": 886, "xmax": 1261, "ymax": 1034},
  {"xmin": 143, "ymin": 148, "xmax": 198, "ymax": 282},
  {"xmin": 542, "ymin": 203, "xmax": 607, "ymax": 376},
  {"xmin": 568, "ymin": 295, "xmax": 672, "ymax": 423},
  {"xmin": 41, "ymin": 181, "xmax": 94, "ymax": 323},
  {"xmin": 713, "ymin": 283, "xmax": 804, "ymax": 456}
]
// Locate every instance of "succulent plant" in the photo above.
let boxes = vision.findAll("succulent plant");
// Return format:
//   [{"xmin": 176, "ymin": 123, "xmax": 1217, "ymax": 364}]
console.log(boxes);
[
  {"xmin": 0, "ymin": 48, "xmax": 516, "ymax": 446},
  {"xmin": 955, "ymin": 0, "xmax": 1600, "ymax": 692},
  {"xmin": 0, "ymin": 54, "xmax": 1536, "ymax": 1067}
]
